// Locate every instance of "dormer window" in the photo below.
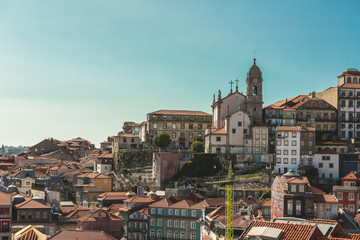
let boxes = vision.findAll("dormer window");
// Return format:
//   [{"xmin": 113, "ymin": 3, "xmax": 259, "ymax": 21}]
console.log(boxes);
[
  {"xmin": 291, "ymin": 184, "xmax": 297, "ymax": 193},
  {"xmin": 347, "ymin": 77, "xmax": 352, "ymax": 83}
]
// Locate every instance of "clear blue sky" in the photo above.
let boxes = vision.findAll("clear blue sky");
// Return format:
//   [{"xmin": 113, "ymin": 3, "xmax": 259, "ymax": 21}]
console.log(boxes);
[{"xmin": 1, "ymin": 0, "xmax": 359, "ymax": 147}]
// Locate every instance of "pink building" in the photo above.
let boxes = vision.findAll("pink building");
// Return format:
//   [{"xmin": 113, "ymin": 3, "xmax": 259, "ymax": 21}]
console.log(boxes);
[{"xmin": 152, "ymin": 152, "xmax": 183, "ymax": 188}]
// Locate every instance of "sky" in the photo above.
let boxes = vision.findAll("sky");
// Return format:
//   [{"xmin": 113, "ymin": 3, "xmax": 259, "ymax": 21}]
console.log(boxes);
[{"xmin": 0, "ymin": 0, "xmax": 359, "ymax": 147}]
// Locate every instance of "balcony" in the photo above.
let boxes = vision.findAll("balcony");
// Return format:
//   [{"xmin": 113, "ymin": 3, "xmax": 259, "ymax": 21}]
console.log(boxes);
[
  {"xmin": 333, "ymin": 185, "xmax": 360, "ymax": 192},
  {"xmin": 128, "ymin": 227, "xmax": 147, "ymax": 233}
]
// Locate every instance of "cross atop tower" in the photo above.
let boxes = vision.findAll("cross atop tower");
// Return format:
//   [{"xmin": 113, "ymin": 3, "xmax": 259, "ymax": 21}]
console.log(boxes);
[
  {"xmin": 235, "ymin": 78, "xmax": 239, "ymax": 92},
  {"xmin": 229, "ymin": 80, "xmax": 234, "ymax": 93}
]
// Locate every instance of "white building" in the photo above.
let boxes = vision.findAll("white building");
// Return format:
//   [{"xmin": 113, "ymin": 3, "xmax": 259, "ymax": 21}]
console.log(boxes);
[
  {"xmin": 314, "ymin": 148, "xmax": 339, "ymax": 182},
  {"xmin": 274, "ymin": 126, "xmax": 315, "ymax": 174}
]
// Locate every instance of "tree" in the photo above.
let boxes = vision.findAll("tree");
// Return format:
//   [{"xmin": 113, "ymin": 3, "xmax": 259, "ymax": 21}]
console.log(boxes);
[
  {"xmin": 191, "ymin": 141, "xmax": 204, "ymax": 153},
  {"xmin": 153, "ymin": 132, "xmax": 171, "ymax": 149}
]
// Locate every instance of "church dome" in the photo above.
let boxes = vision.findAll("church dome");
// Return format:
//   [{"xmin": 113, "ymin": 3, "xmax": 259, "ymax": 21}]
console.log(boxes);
[{"xmin": 249, "ymin": 58, "xmax": 261, "ymax": 74}]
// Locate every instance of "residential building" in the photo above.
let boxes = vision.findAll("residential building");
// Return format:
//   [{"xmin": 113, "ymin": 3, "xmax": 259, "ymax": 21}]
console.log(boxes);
[
  {"xmin": 74, "ymin": 173, "xmax": 112, "ymax": 207},
  {"xmin": 333, "ymin": 171, "xmax": 360, "ymax": 214},
  {"xmin": 261, "ymin": 199, "xmax": 271, "ymax": 220},
  {"xmin": 98, "ymin": 191, "xmax": 136, "ymax": 208},
  {"xmin": 317, "ymin": 68, "xmax": 360, "ymax": 144},
  {"xmin": 95, "ymin": 153, "xmax": 113, "ymax": 174},
  {"xmin": 314, "ymin": 148, "xmax": 340, "ymax": 183},
  {"xmin": 147, "ymin": 197, "xmax": 205, "ymax": 240},
  {"xmin": 0, "ymin": 192, "xmax": 11, "ymax": 240},
  {"xmin": 128, "ymin": 207, "xmax": 149, "ymax": 240},
  {"xmin": 146, "ymin": 110, "xmax": 212, "ymax": 148},
  {"xmin": 78, "ymin": 209, "xmax": 124, "ymax": 239},
  {"xmin": 275, "ymin": 126, "xmax": 315, "ymax": 174},
  {"xmin": 271, "ymin": 170, "xmax": 314, "ymax": 219},
  {"xmin": 264, "ymin": 94, "xmax": 337, "ymax": 153},
  {"xmin": 12, "ymin": 197, "xmax": 57, "ymax": 235},
  {"xmin": 113, "ymin": 132, "xmax": 140, "ymax": 151}
]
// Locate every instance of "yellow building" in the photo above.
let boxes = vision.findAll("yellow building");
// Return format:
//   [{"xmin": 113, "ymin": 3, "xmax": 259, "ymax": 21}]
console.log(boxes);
[{"xmin": 75, "ymin": 173, "xmax": 112, "ymax": 207}]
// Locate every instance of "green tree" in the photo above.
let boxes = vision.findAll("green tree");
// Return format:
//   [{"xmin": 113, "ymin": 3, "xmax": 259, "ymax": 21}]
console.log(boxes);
[
  {"xmin": 153, "ymin": 132, "xmax": 171, "ymax": 149},
  {"xmin": 191, "ymin": 141, "xmax": 204, "ymax": 153}
]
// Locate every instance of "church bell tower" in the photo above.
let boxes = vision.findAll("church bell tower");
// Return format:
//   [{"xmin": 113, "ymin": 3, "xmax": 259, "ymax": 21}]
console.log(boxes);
[{"xmin": 246, "ymin": 58, "xmax": 263, "ymax": 124}]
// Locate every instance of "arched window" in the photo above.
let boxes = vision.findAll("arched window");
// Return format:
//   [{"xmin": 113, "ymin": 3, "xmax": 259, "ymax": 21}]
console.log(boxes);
[
  {"xmin": 347, "ymin": 77, "xmax": 352, "ymax": 83},
  {"xmin": 354, "ymin": 77, "xmax": 358, "ymax": 84},
  {"xmin": 253, "ymin": 86, "xmax": 257, "ymax": 95}
]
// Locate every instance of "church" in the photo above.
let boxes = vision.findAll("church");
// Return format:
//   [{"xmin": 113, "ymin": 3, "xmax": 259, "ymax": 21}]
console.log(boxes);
[{"xmin": 204, "ymin": 59, "xmax": 269, "ymax": 161}]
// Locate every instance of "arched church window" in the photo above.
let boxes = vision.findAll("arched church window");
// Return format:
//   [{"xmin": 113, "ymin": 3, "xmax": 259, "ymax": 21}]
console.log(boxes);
[
  {"xmin": 347, "ymin": 77, "xmax": 352, "ymax": 83},
  {"xmin": 253, "ymin": 86, "xmax": 257, "ymax": 95},
  {"xmin": 354, "ymin": 77, "xmax": 358, "ymax": 84}
]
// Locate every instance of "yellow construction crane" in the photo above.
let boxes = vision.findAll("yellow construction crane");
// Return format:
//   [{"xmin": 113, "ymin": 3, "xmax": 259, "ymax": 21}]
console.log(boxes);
[{"xmin": 206, "ymin": 161, "xmax": 235, "ymax": 240}]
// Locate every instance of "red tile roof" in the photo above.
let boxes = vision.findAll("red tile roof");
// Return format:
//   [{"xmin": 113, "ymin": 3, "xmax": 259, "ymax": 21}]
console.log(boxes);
[
  {"xmin": 276, "ymin": 126, "xmax": 315, "ymax": 132},
  {"xmin": 316, "ymin": 148, "xmax": 339, "ymax": 155},
  {"xmin": 212, "ymin": 128, "xmax": 227, "ymax": 135},
  {"xmin": 77, "ymin": 173, "xmax": 111, "ymax": 179},
  {"xmin": 15, "ymin": 199, "xmax": 52, "ymax": 209},
  {"xmin": 149, "ymin": 110, "xmax": 211, "ymax": 116},
  {"xmin": 262, "ymin": 199, "xmax": 271, "ymax": 207},
  {"xmin": 241, "ymin": 220, "xmax": 323, "ymax": 239},
  {"xmin": 48, "ymin": 230, "xmax": 116, "ymax": 240},
  {"xmin": 342, "ymin": 172, "xmax": 360, "ymax": 180},
  {"xmin": 0, "ymin": 192, "xmax": 11, "ymax": 205}
]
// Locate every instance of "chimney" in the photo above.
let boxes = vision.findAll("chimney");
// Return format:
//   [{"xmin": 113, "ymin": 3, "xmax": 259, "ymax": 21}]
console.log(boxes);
[{"xmin": 311, "ymin": 91, "xmax": 316, "ymax": 98}]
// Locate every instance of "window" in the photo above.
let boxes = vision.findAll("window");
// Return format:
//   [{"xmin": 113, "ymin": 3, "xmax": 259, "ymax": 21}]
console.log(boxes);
[
  {"xmin": 1, "ymin": 221, "xmax": 9, "ymax": 232},
  {"xmin": 277, "ymin": 140, "xmax": 281, "ymax": 146},
  {"xmin": 292, "ymin": 140, "xmax": 296, "ymax": 146},
  {"xmin": 238, "ymin": 122, "xmax": 242, "ymax": 127},
  {"xmin": 283, "ymin": 158, "xmax": 288, "ymax": 164},
  {"xmin": 173, "ymin": 123, "xmax": 177, "ymax": 129},
  {"xmin": 300, "ymin": 141, "xmax": 304, "ymax": 146},
  {"xmin": 299, "ymin": 185, "xmax": 304, "ymax": 192},
  {"xmin": 36, "ymin": 212, "xmax": 40, "ymax": 219},
  {"xmin": 295, "ymin": 200, "xmax": 302, "ymax": 215},
  {"xmin": 181, "ymin": 210, "xmax": 186, "ymax": 216},
  {"xmin": 232, "ymin": 128, "xmax": 236, "ymax": 133},
  {"xmin": 291, "ymin": 158, "xmax": 297, "ymax": 164},
  {"xmin": 180, "ymin": 221, "xmax": 186, "ymax": 228},
  {"xmin": 309, "ymin": 141, "xmax": 313, "ymax": 146},
  {"xmin": 216, "ymin": 137, "xmax": 221, "ymax": 142},
  {"xmin": 97, "ymin": 186, "xmax": 101, "ymax": 191},
  {"xmin": 150, "ymin": 219, "xmax": 156, "ymax": 226},
  {"xmin": 322, "ymin": 156, "xmax": 330, "ymax": 160},
  {"xmin": 21, "ymin": 212, "xmax": 26, "ymax": 219},
  {"xmin": 157, "ymin": 219, "xmax": 163, "ymax": 226},
  {"xmin": 283, "ymin": 150, "xmax": 288, "ymax": 155},
  {"xmin": 319, "ymin": 163, "xmax": 323, "ymax": 168},
  {"xmin": 349, "ymin": 193, "xmax": 355, "ymax": 201},
  {"xmin": 180, "ymin": 232, "xmax": 186, "ymax": 240},
  {"xmin": 151, "ymin": 208, "xmax": 155, "ymax": 214},
  {"xmin": 104, "ymin": 179, "xmax": 107, "ymax": 184},
  {"xmin": 287, "ymin": 201, "xmax": 293, "ymax": 215},
  {"xmin": 150, "ymin": 230, "xmax": 155, "ymax": 238},
  {"xmin": 337, "ymin": 193, "xmax": 343, "ymax": 200},
  {"xmin": 191, "ymin": 210, "xmax": 196, "ymax": 217},
  {"xmin": 174, "ymin": 220, "xmax": 179, "ymax": 227},
  {"xmin": 284, "ymin": 140, "xmax": 289, "ymax": 146},
  {"xmin": 276, "ymin": 158, "xmax": 281, "ymax": 163},
  {"xmin": 291, "ymin": 150, "xmax": 296, "ymax": 155},
  {"xmin": 180, "ymin": 124, "xmax": 185, "ymax": 129},
  {"xmin": 198, "ymin": 124, "xmax": 202, "ymax": 130},
  {"xmin": 216, "ymin": 148, "xmax": 221, "ymax": 153},
  {"xmin": 329, "ymin": 163, "xmax": 334, "ymax": 168},
  {"xmin": 191, "ymin": 233, "xmax": 196, "ymax": 240},
  {"xmin": 43, "ymin": 212, "xmax": 48, "ymax": 219},
  {"xmin": 172, "ymin": 132, "xmax": 176, "ymax": 138},
  {"xmin": 158, "ymin": 208, "xmax": 163, "ymax": 214},
  {"xmin": 175, "ymin": 209, "xmax": 179, "ymax": 215},
  {"xmin": 276, "ymin": 149, "xmax": 281, "ymax": 155},
  {"xmin": 168, "ymin": 209, "xmax": 173, "ymax": 215},
  {"xmin": 168, "ymin": 220, "xmax": 173, "ymax": 227}
]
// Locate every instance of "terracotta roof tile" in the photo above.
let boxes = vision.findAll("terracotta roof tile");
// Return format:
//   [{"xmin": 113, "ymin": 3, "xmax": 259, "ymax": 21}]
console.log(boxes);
[
  {"xmin": 48, "ymin": 230, "xmax": 116, "ymax": 240},
  {"xmin": 316, "ymin": 148, "xmax": 339, "ymax": 155},
  {"xmin": 241, "ymin": 220, "xmax": 323, "ymax": 239}
]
